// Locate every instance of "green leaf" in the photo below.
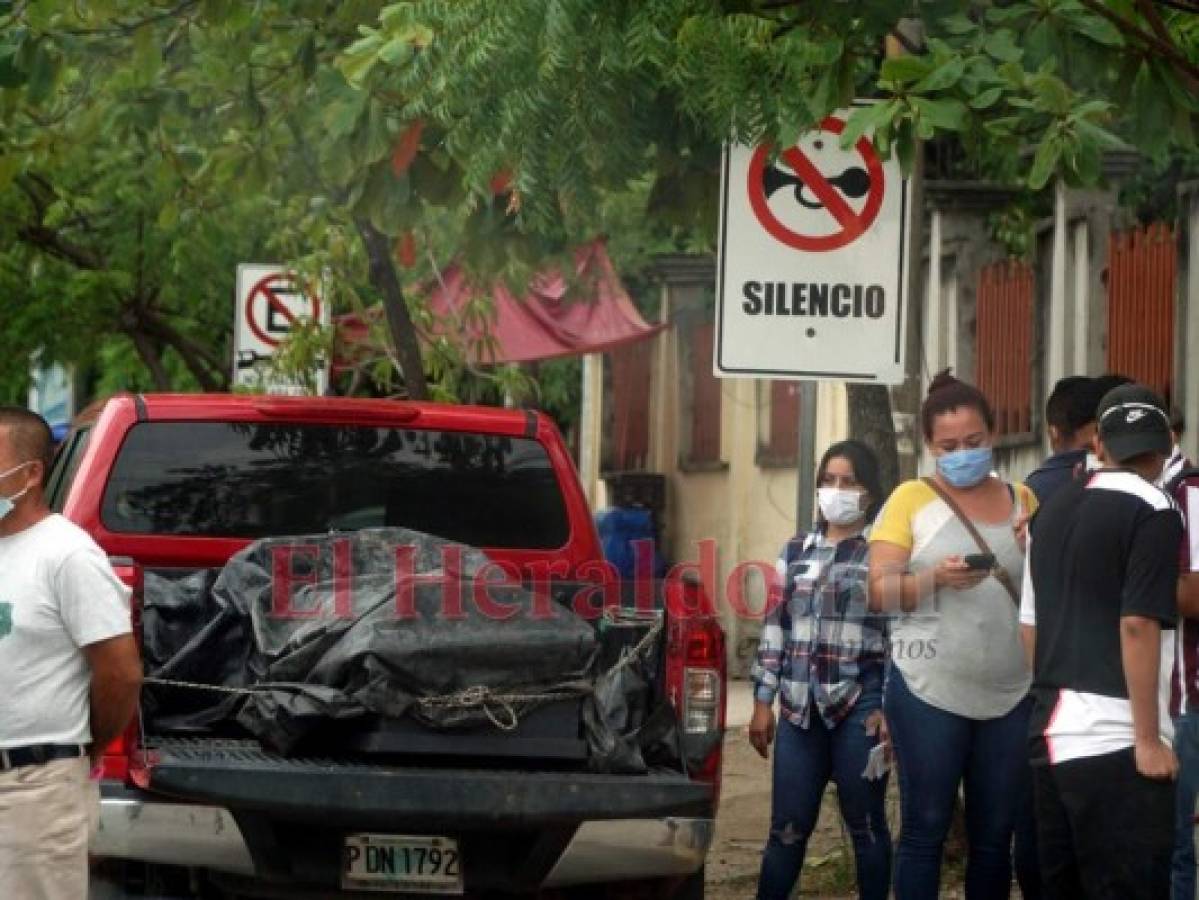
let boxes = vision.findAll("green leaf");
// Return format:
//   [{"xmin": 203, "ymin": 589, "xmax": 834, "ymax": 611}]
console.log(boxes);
[
  {"xmin": 807, "ymin": 64, "xmax": 841, "ymax": 120},
  {"xmin": 1028, "ymin": 73, "xmax": 1071, "ymax": 115},
  {"xmin": 1068, "ymin": 99, "xmax": 1112, "ymax": 122},
  {"xmin": 132, "ymin": 24, "xmax": 160, "ymax": 84},
  {"xmin": 1131, "ymin": 62, "xmax": 1172, "ymax": 159},
  {"xmin": 0, "ymin": 153, "xmax": 20, "ymax": 189},
  {"xmin": 912, "ymin": 96, "xmax": 969, "ymax": 132},
  {"xmin": 880, "ymin": 55, "xmax": 933, "ymax": 86},
  {"xmin": 1024, "ymin": 20, "xmax": 1054, "ymax": 64},
  {"xmin": 377, "ymin": 36, "xmax": 413, "ymax": 67},
  {"xmin": 23, "ymin": 42, "xmax": 58, "ymax": 105},
  {"xmin": 339, "ymin": 33, "xmax": 384, "ymax": 87},
  {"xmin": 157, "ymin": 201, "xmax": 180, "ymax": 229},
  {"xmin": 1073, "ymin": 119, "xmax": 1131, "ymax": 152},
  {"xmin": 983, "ymin": 30, "xmax": 1023, "ymax": 63},
  {"xmin": 840, "ymin": 101, "xmax": 894, "ymax": 149},
  {"xmin": 321, "ymin": 88, "xmax": 368, "ymax": 139},
  {"xmin": 1067, "ymin": 11, "xmax": 1123, "ymax": 48},
  {"xmin": 939, "ymin": 13, "xmax": 976, "ymax": 35},
  {"xmin": 1071, "ymin": 137, "xmax": 1101, "ymax": 186},
  {"xmin": 969, "ymin": 87, "xmax": 1003, "ymax": 110},
  {"xmin": 1028, "ymin": 136, "xmax": 1061, "ymax": 190},
  {"xmin": 0, "ymin": 49, "xmax": 24, "ymax": 88},
  {"xmin": 913, "ymin": 57, "xmax": 965, "ymax": 92},
  {"xmin": 986, "ymin": 6, "xmax": 1031, "ymax": 24},
  {"xmin": 295, "ymin": 33, "xmax": 317, "ymax": 80}
]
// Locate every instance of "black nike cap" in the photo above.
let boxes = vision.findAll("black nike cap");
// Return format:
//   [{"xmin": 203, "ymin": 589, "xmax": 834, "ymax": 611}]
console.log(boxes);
[{"xmin": 1097, "ymin": 384, "xmax": 1172, "ymax": 463}]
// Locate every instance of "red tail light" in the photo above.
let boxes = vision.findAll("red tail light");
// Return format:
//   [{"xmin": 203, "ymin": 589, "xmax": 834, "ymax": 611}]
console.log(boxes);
[
  {"xmin": 664, "ymin": 581, "xmax": 726, "ymax": 810},
  {"xmin": 103, "ymin": 556, "xmax": 144, "ymax": 783}
]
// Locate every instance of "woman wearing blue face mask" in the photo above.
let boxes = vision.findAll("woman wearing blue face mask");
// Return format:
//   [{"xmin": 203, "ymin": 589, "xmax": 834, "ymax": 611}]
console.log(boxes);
[
  {"xmin": 750, "ymin": 440, "xmax": 892, "ymax": 900},
  {"xmin": 867, "ymin": 371, "xmax": 1038, "ymax": 900}
]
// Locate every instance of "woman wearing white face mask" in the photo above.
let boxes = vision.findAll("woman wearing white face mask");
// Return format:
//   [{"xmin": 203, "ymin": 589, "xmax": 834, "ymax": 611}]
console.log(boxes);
[
  {"xmin": 750, "ymin": 440, "xmax": 892, "ymax": 900},
  {"xmin": 868, "ymin": 371, "xmax": 1039, "ymax": 900}
]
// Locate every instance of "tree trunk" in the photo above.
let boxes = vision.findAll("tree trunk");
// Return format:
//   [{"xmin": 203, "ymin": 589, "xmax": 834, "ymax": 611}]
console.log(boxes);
[
  {"xmin": 848, "ymin": 382, "xmax": 901, "ymax": 495},
  {"xmin": 129, "ymin": 330, "xmax": 172, "ymax": 391},
  {"xmin": 356, "ymin": 219, "xmax": 430, "ymax": 401}
]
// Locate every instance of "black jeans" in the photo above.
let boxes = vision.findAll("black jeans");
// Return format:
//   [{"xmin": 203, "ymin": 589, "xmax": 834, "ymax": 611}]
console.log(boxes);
[{"xmin": 1034, "ymin": 748, "xmax": 1175, "ymax": 900}]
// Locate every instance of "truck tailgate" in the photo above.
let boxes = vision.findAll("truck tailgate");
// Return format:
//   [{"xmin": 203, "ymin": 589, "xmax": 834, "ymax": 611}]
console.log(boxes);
[{"xmin": 142, "ymin": 738, "xmax": 713, "ymax": 828}]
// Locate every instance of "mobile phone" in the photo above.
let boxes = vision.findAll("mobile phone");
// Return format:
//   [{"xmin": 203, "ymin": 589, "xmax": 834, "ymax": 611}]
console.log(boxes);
[{"xmin": 963, "ymin": 553, "xmax": 997, "ymax": 571}]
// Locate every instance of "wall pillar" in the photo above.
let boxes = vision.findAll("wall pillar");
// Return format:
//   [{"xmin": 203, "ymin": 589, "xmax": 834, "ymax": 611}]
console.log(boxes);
[
  {"xmin": 1071, "ymin": 219, "xmax": 1091, "ymax": 375},
  {"xmin": 577, "ymin": 352, "xmax": 604, "ymax": 508},
  {"xmin": 1182, "ymin": 183, "xmax": 1199, "ymax": 464},
  {"xmin": 1047, "ymin": 181, "xmax": 1070, "ymax": 391},
  {"xmin": 924, "ymin": 210, "xmax": 943, "ymax": 397}
]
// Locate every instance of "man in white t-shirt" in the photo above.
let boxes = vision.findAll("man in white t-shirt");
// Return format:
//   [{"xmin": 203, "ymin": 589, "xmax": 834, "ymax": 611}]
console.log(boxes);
[{"xmin": 0, "ymin": 407, "xmax": 141, "ymax": 900}]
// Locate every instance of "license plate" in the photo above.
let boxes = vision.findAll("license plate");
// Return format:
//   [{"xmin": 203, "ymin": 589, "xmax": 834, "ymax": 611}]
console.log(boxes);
[{"xmin": 342, "ymin": 834, "xmax": 464, "ymax": 894}]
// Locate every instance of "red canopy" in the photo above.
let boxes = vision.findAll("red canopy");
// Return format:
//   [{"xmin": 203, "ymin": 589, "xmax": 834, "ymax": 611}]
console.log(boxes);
[{"xmin": 334, "ymin": 241, "xmax": 661, "ymax": 370}]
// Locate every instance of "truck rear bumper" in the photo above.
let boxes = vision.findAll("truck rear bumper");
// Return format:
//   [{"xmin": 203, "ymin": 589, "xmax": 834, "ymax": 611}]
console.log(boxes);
[
  {"xmin": 95, "ymin": 789, "xmax": 255, "ymax": 876},
  {"xmin": 96, "ymin": 786, "xmax": 713, "ymax": 888}
]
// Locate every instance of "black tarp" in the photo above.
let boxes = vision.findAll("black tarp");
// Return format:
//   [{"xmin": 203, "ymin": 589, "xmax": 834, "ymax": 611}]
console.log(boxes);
[{"xmin": 141, "ymin": 529, "xmax": 681, "ymax": 772}]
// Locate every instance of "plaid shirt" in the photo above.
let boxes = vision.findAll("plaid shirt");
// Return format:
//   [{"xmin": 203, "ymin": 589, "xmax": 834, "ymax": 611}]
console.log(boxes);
[{"xmin": 751, "ymin": 530, "xmax": 888, "ymax": 728}]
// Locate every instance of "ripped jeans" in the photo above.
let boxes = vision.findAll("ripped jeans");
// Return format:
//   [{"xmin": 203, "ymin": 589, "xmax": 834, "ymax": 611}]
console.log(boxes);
[{"xmin": 756, "ymin": 697, "xmax": 891, "ymax": 900}]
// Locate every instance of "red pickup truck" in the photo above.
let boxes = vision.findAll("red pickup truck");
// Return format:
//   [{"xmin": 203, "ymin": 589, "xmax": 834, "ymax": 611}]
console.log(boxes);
[{"xmin": 53, "ymin": 394, "xmax": 725, "ymax": 899}]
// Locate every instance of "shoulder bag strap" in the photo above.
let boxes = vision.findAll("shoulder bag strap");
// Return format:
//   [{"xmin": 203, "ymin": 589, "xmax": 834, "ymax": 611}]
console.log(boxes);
[{"xmin": 921, "ymin": 476, "xmax": 1020, "ymax": 606}]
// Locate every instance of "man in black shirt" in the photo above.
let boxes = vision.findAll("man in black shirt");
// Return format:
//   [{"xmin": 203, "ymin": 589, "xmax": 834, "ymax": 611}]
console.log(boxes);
[{"xmin": 1021, "ymin": 384, "xmax": 1182, "ymax": 899}]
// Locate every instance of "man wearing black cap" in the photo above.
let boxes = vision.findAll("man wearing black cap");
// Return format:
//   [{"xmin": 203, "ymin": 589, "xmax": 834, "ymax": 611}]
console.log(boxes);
[{"xmin": 1020, "ymin": 384, "xmax": 1182, "ymax": 899}]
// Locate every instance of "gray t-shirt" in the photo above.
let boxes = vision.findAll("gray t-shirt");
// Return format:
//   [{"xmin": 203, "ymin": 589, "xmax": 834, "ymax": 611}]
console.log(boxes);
[{"xmin": 872, "ymin": 479, "xmax": 1033, "ymax": 719}]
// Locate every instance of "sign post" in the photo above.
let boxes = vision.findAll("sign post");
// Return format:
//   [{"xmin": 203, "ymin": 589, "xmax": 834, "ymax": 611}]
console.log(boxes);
[
  {"xmin": 715, "ymin": 105, "xmax": 911, "ymax": 529},
  {"xmin": 233, "ymin": 264, "xmax": 330, "ymax": 395}
]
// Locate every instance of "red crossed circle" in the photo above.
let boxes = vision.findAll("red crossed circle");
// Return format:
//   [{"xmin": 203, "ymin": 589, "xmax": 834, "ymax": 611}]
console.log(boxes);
[
  {"xmin": 245, "ymin": 273, "xmax": 321, "ymax": 348},
  {"xmin": 747, "ymin": 116, "xmax": 885, "ymax": 253}
]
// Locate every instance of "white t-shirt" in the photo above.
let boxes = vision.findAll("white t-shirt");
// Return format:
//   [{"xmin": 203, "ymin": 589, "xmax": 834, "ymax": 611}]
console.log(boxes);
[{"xmin": 0, "ymin": 515, "xmax": 132, "ymax": 748}]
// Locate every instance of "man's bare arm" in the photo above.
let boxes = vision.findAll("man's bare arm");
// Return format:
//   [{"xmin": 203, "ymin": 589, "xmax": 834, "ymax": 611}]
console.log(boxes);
[
  {"xmin": 1121, "ymin": 615, "xmax": 1177, "ymax": 780},
  {"xmin": 1178, "ymin": 574, "xmax": 1199, "ymax": 619},
  {"xmin": 83, "ymin": 634, "xmax": 142, "ymax": 761},
  {"xmin": 1020, "ymin": 624, "xmax": 1036, "ymax": 671}
]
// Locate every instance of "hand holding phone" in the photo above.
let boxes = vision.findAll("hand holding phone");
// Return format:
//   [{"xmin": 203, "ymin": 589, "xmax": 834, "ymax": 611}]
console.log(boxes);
[{"xmin": 963, "ymin": 553, "xmax": 997, "ymax": 571}]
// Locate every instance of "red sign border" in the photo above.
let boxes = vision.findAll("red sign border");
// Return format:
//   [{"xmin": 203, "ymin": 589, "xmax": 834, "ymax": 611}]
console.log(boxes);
[
  {"xmin": 244, "ymin": 272, "xmax": 321, "ymax": 349},
  {"xmin": 746, "ymin": 116, "xmax": 885, "ymax": 253}
]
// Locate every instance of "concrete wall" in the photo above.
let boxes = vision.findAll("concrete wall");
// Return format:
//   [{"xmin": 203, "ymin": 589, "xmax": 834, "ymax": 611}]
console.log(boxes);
[
  {"xmin": 901, "ymin": 175, "xmax": 1145, "ymax": 485},
  {"xmin": 637, "ymin": 258, "xmax": 850, "ymax": 674}
]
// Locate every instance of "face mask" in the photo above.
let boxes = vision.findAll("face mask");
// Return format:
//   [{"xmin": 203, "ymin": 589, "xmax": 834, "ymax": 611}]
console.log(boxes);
[
  {"xmin": 0, "ymin": 462, "xmax": 33, "ymax": 522},
  {"xmin": 936, "ymin": 447, "xmax": 993, "ymax": 489},
  {"xmin": 817, "ymin": 487, "xmax": 866, "ymax": 526}
]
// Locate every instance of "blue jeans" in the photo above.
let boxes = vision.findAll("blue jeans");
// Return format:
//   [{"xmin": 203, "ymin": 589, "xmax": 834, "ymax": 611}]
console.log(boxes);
[
  {"xmin": 1174, "ymin": 713, "xmax": 1199, "ymax": 900},
  {"xmin": 885, "ymin": 667, "xmax": 1030, "ymax": 900},
  {"xmin": 756, "ymin": 699, "xmax": 892, "ymax": 900}
]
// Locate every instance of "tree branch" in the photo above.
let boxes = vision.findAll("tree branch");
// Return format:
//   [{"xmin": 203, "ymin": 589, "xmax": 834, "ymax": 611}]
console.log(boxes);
[
  {"xmin": 1075, "ymin": 0, "xmax": 1199, "ymax": 85},
  {"xmin": 16, "ymin": 224, "xmax": 105, "ymax": 270},
  {"xmin": 139, "ymin": 308, "xmax": 229, "ymax": 388},
  {"xmin": 128, "ymin": 330, "xmax": 173, "ymax": 391},
  {"xmin": 1136, "ymin": 0, "xmax": 1185, "ymax": 46},
  {"xmin": 59, "ymin": 0, "xmax": 200, "ymax": 37},
  {"xmin": 355, "ymin": 218, "xmax": 430, "ymax": 401}
]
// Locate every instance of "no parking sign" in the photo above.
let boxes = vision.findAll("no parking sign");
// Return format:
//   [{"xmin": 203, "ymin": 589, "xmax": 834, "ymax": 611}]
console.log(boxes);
[
  {"xmin": 233, "ymin": 264, "xmax": 330, "ymax": 394},
  {"xmin": 715, "ymin": 105, "xmax": 911, "ymax": 384}
]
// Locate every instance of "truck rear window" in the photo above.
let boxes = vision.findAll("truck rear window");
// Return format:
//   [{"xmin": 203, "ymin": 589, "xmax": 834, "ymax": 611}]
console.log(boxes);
[{"xmin": 100, "ymin": 422, "xmax": 571, "ymax": 548}]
